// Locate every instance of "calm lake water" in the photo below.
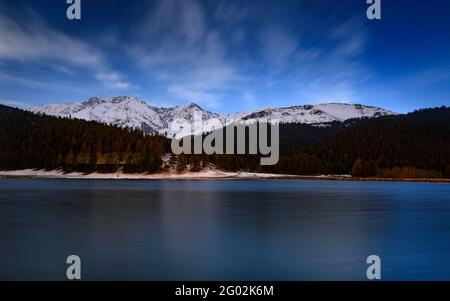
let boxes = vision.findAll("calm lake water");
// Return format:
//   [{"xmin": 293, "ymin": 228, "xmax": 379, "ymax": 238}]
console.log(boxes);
[{"xmin": 1, "ymin": 179, "xmax": 450, "ymax": 280}]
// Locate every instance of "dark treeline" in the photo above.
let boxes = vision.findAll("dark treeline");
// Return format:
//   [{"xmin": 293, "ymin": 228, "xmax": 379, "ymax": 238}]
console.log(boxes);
[
  {"xmin": 278, "ymin": 121, "xmax": 352, "ymax": 155},
  {"xmin": 171, "ymin": 120, "xmax": 345, "ymax": 175},
  {"xmin": 0, "ymin": 105, "xmax": 168, "ymax": 173}
]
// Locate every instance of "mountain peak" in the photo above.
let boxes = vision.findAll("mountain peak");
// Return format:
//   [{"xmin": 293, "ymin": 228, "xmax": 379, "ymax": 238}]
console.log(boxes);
[
  {"xmin": 84, "ymin": 96, "xmax": 146, "ymax": 105},
  {"xmin": 185, "ymin": 102, "xmax": 202, "ymax": 110},
  {"xmin": 110, "ymin": 96, "xmax": 141, "ymax": 103},
  {"xmin": 85, "ymin": 96, "xmax": 105, "ymax": 105}
]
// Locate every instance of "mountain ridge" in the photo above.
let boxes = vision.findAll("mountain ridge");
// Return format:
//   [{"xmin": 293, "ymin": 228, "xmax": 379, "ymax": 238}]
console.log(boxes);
[{"xmin": 30, "ymin": 96, "xmax": 397, "ymax": 135}]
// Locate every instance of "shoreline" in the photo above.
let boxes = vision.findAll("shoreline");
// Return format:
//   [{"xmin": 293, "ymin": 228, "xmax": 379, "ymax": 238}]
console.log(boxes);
[{"xmin": 0, "ymin": 169, "xmax": 449, "ymax": 183}]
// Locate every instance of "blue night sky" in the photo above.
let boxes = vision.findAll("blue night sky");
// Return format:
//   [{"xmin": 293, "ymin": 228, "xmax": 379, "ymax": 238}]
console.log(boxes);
[{"xmin": 0, "ymin": 0, "xmax": 449, "ymax": 114}]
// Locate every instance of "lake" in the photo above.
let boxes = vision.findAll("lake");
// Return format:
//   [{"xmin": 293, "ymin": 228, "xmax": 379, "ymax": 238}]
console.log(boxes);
[{"xmin": 0, "ymin": 179, "xmax": 450, "ymax": 280}]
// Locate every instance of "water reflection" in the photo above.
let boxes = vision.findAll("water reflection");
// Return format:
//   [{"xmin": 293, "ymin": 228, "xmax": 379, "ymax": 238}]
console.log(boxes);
[{"xmin": 0, "ymin": 179, "xmax": 449, "ymax": 280}]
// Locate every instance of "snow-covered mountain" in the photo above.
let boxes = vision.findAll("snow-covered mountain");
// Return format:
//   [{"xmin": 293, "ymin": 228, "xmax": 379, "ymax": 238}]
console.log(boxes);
[
  {"xmin": 31, "ymin": 96, "xmax": 220, "ymax": 136},
  {"xmin": 32, "ymin": 96, "xmax": 167, "ymax": 133},
  {"xmin": 30, "ymin": 96, "xmax": 396, "ymax": 136},
  {"xmin": 236, "ymin": 103, "xmax": 395, "ymax": 124}
]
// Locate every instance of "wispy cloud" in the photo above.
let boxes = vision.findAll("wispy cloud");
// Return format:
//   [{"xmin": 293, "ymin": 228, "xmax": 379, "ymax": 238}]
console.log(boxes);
[
  {"xmin": 127, "ymin": 0, "xmax": 242, "ymax": 109},
  {"xmin": 123, "ymin": 0, "xmax": 371, "ymax": 110},
  {"xmin": 407, "ymin": 66, "xmax": 450, "ymax": 86},
  {"xmin": 260, "ymin": 27, "xmax": 298, "ymax": 67},
  {"xmin": 95, "ymin": 72, "xmax": 130, "ymax": 90},
  {"xmin": 0, "ymin": 9, "xmax": 130, "ymax": 90},
  {"xmin": 209, "ymin": 13, "xmax": 367, "ymax": 108}
]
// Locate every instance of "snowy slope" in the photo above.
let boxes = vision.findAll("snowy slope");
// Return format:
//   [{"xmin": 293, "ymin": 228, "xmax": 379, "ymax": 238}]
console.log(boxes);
[
  {"xmin": 235, "ymin": 103, "xmax": 395, "ymax": 124},
  {"xmin": 30, "ymin": 97, "xmax": 396, "ymax": 136},
  {"xmin": 158, "ymin": 103, "xmax": 222, "ymax": 137},
  {"xmin": 32, "ymin": 96, "xmax": 166, "ymax": 133}
]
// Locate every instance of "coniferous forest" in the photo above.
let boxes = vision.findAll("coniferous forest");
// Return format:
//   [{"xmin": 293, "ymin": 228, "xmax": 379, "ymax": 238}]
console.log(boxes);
[
  {"xmin": 195, "ymin": 107, "xmax": 450, "ymax": 178},
  {"xmin": 306, "ymin": 107, "xmax": 450, "ymax": 178},
  {"xmin": 0, "ymin": 105, "xmax": 167, "ymax": 173},
  {"xmin": 1, "ymin": 104, "xmax": 449, "ymax": 178}
]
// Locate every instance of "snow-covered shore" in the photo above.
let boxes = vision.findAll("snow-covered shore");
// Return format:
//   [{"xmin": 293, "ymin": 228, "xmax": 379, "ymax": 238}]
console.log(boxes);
[
  {"xmin": 0, "ymin": 168, "xmax": 297, "ymax": 180},
  {"xmin": 1, "ymin": 169, "xmax": 449, "ymax": 183}
]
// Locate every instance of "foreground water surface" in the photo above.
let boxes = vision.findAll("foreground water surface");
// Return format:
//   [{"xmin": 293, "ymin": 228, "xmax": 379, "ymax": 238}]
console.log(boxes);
[{"xmin": 0, "ymin": 179, "xmax": 450, "ymax": 280}]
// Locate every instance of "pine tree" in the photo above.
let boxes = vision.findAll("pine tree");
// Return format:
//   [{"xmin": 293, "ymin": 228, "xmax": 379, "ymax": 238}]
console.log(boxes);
[
  {"xmin": 352, "ymin": 159, "xmax": 363, "ymax": 177},
  {"xmin": 176, "ymin": 154, "xmax": 187, "ymax": 173}
]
